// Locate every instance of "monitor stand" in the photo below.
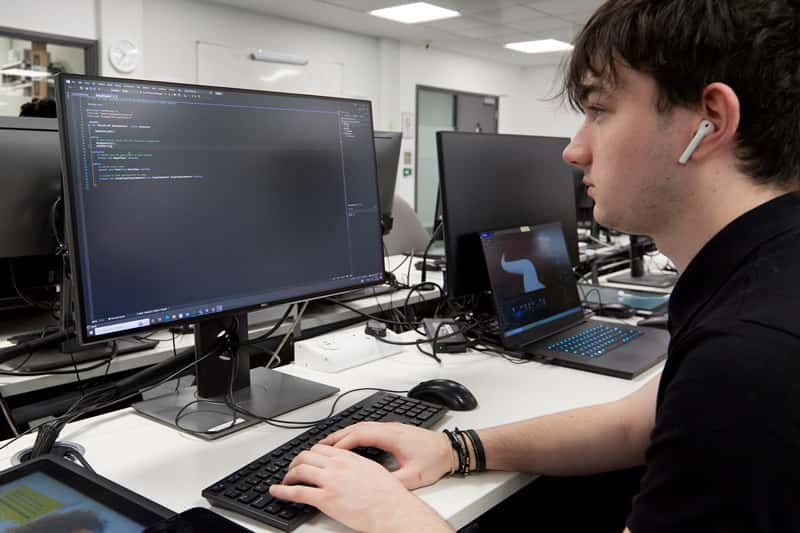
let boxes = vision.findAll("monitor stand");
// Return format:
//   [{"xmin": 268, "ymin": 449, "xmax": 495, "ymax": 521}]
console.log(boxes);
[
  {"xmin": 606, "ymin": 234, "xmax": 677, "ymax": 289},
  {"xmin": 133, "ymin": 313, "xmax": 338, "ymax": 440}
]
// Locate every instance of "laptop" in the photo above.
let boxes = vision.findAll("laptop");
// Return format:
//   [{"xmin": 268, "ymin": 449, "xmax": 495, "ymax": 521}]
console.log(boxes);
[{"xmin": 479, "ymin": 223, "xmax": 669, "ymax": 379}]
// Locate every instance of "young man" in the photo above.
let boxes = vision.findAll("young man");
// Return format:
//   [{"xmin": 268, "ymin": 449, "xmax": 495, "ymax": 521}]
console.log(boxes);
[{"xmin": 271, "ymin": 1, "xmax": 800, "ymax": 531}]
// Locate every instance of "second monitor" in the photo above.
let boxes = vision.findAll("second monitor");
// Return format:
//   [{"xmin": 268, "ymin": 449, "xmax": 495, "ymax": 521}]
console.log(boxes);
[
  {"xmin": 437, "ymin": 132, "xmax": 577, "ymax": 299},
  {"xmin": 373, "ymin": 130, "xmax": 402, "ymax": 234}
]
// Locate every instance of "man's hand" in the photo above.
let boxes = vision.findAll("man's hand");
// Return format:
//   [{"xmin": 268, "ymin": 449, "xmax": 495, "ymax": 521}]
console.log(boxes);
[
  {"xmin": 319, "ymin": 421, "xmax": 453, "ymax": 489},
  {"xmin": 269, "ymin": 444, "xmax": 452, "ymax": 533}
]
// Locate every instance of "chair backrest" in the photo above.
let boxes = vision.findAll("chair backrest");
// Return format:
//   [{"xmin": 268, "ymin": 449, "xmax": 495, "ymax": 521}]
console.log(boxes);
[{"xmin": 383, "ymin": 195, "xmax": 431, "ymax": 255}]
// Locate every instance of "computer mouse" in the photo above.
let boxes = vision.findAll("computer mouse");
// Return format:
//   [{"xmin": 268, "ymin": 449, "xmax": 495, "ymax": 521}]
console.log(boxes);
[
  {"xmin": 637, "ymin": 314, "xmax": 669, "ymax": 329},
  {"xmin": 595, "ymin": 303, "xmax": 635, "ymax": 319},
  {"xmin": 407, "ymin": 379, "xmax": 478, "ymax": 411}
]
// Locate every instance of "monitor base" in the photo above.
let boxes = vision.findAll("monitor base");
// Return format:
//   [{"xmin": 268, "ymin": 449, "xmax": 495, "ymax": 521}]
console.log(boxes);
[{"xmin": 133, "ymin": 368, "xmax": 338, "ymax": 440}]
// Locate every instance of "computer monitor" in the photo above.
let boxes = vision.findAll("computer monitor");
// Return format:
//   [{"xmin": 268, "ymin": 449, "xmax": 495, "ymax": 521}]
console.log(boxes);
[
  {"xmin": 373, "ymin": 130, "xmax": 402, "ymax": 235},
  {"xmin": 573, "ymin": 167, "xmax": 594, "ymax": 227},
  {"xmin": 432, "ymin": 187, "xmax": 443, "ymax": 233},
  {"xmin": 437, "ymin": 132, "xmax": 577, "ymax": 299},
  {"xmin": 0, "ymin": 117, "xmax": 60, "ymax": 259},
  {"xmin": 57, "ymin": 74, "xmax": 385, "ymax": 437}
]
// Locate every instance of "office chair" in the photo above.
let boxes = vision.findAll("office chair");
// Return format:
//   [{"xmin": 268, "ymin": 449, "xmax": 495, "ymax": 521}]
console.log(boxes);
[{"xmin": 383, "ymin": 195, "xmax": 431, "ymax": 255}]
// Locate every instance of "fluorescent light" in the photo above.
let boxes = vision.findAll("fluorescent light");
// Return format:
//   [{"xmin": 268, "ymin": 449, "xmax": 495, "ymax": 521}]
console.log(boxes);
[
  {"xmin": 504, "ymin": 39, "xmax": 574, "ymax": 54},
  {"xmin": 370, "ymin": 2, "xmax": 459, "ymax": 24},
  {"xmin": 251, "ymin": 50, "xmax": 308, "ymax": 66},
  {"xmin": 1, "ymin": 68, "xmax": 52, "ymax": 78}
]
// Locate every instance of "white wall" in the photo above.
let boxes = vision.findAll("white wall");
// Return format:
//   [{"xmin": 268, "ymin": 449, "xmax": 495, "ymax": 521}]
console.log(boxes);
[
  {"xmin": 0, "ymin": 0, "xmax": 97, "ymax": 40},
  {"xmin": 377, "ymin": 38, "xmax": 529, "ymax": 202},
  {"xmin": 516, "ymin": 64, "xmax": 583, "ymax": 138},
  {"xmin": 140, "ymin": 0, "xmax": 380, "ymax": 103}
]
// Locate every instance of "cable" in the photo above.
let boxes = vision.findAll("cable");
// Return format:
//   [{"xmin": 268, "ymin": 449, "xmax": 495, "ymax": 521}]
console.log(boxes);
[
  {"xmin": 226, "ymin": 386, "xmax": 410, "ymax": 430},
  {"xmin": 256, "ymin": 301, "xmax": 308, "ymax": 369},
  {"xmin": 0, "ymin": 343, "xmax": 226, "ymax": 455},
  {"xmin": 247, "ymin": 303, "xmax": 295, "ymax": 344},
  {"xmin": 64, "ymin": 450, "xmax": 95, "ymax": 473},
  {"xmin": 49, "ymin": 196, "xmax": 65, "ymax": 252},
  {"xmin": 0, "ymin": 389, "xmax": 19, "ymax": 437},
  {"xmin": 402, "ymin": 282, "xmax": 444, "ymax": 333},
  {"xmin": 372, "ymin": 319, "xmax": 481, "ymax": 347},
  {"xmin": 322, "ymin": 298, "xmax": 421, "ymax": 328},
  {"xmin": 389, "ymin": 253, "xmax": 411, "ymax": 274},
  {"xmin": 420, "ymin": 223, "xmax": 444, "ymax": 284},
  {"xmin": 8, "ymin": 260, "xmax": 51, "ymax": 311}
]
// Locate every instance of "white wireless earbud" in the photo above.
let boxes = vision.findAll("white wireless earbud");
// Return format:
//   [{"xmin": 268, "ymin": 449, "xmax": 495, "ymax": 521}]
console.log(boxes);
[{"xmin": 678, "ymin": 119, "xmax": 715, "ymax": 164}]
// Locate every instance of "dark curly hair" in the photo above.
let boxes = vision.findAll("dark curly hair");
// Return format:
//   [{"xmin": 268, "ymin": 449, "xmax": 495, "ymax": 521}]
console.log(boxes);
[
  {"xmin": 19, "ymin": 98, "xmax": 57, "ymax": 118},
  {"xmin": 563, "ymin": 0, "xmax": 800, "ymax": 188}
]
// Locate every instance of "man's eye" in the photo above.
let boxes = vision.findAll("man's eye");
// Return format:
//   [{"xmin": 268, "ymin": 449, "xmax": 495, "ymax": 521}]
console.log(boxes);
[{"xmin": 588, "ymin": 106, "xmax": 605, "ymax": 119}]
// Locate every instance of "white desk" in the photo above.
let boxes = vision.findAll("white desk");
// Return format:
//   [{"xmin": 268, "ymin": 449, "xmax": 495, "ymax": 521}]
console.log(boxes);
[{"xmin": 0, "ymin": 326, "xmax": 662, "ymax": 532}]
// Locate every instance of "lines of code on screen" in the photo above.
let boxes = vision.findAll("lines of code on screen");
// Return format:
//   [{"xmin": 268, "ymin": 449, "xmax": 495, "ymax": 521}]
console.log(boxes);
[{"xmin": 61, "ymin": 78, "xmax": 383, "ymax": 331}]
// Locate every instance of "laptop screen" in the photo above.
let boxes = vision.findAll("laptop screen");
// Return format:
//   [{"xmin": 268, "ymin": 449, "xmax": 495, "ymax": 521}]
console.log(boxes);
[{"xmin": 480, "ymin": 223, "xmax": 582, "ymax": 343}]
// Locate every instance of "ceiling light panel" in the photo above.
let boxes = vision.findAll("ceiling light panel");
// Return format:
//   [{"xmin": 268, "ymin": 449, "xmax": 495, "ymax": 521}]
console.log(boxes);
[
  {"xmin": 370, "ymin": 2, "xmax": 460, "ymax": 23},
  {"xmin": 505, "ymin": 39, "xmax": 574, "ymax": 53}
]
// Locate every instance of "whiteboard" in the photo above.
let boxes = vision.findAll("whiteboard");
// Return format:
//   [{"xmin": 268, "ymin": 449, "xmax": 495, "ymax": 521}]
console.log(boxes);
[{"xmin": 196, "ymin": 42, "xmax": 343, "ymax": 97}]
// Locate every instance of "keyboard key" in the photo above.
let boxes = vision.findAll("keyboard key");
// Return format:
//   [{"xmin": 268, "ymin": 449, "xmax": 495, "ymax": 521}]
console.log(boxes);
[{"xmin": 251, "ymin": 495, "xmax": 273, "ymax": 509}]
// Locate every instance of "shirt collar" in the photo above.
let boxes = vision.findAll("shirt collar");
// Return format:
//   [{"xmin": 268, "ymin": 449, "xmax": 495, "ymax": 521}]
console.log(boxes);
[{"xmin": 668, "ymin": 192, "xmax": 800, "ymax": 336}]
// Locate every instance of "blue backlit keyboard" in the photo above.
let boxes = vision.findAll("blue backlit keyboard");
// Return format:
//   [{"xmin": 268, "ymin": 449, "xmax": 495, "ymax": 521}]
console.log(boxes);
[{"xmin": 545, "ymin": 324, "xmax": 642, "ymax": 358}]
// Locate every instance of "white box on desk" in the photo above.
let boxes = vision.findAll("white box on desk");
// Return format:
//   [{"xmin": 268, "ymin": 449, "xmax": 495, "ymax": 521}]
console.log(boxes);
[{"xmin": 295, "ymin": 327, "xmax": 403, "ymax": 373}]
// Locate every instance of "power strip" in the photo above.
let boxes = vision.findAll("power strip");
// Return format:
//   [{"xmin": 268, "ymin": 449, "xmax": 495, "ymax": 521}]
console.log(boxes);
[{"xmin": 294, "ymin": 327, "xmax": 403, "ymax": 373}]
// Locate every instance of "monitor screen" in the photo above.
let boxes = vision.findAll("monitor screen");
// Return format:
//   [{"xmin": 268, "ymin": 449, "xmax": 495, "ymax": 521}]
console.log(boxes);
[
  {"xmin": 57, "ymin": 74, "xmax": 384, "ymax": 344},
  {"xmin": 573, "ymin": 167, "xmax": 595, "ymax": 226},
  {"xmin": 0, "ymin": 117, "xmax": 61, "ymax": 258},
  {"xmin": 373, "ymin": 130, "xmax": 401, "ymax": 233},
  {"xmin": 480, "ymin": 223, "xmax": 581, "ymax": 338},
  {"xmin": 437, "ymin": 132, "xmax": 577, "ymax": 299}
]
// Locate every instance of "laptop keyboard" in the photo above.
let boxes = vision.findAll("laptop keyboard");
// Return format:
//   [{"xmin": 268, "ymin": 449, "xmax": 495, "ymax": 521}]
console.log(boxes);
[
  {"xmin": 545, "ymin": 324, "xmax": 643, "ymax": 358},
  {"xmin": 202, "ymin": 391, "xmax": 447, "ymax": 531}
]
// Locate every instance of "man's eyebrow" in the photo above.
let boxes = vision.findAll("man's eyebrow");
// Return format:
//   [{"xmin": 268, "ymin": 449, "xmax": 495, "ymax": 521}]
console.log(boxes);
[{"xmin": 579, "ymin": 83, "xmax": 612, "ymax": 102}]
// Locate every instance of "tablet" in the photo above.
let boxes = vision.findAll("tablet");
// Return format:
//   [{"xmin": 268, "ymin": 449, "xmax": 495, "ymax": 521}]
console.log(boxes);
[{"xmin": 0, "ymin": 456, "xmax": 173, "ymax": 532}]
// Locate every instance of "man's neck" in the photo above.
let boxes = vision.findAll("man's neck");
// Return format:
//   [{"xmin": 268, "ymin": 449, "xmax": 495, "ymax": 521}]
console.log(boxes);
[{"xmin": 653, "ymin": 176, "xmax": 792, "ymax": 272}]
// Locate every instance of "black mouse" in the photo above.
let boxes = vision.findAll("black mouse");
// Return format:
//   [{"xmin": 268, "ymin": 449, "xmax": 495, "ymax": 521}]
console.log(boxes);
[
  {"xmin": 637, "ymin": 314, "xmax": 669, "ymax": 329},
  {"xmin": 595, "ymin": 303, "xmax": 635, "ymax": 319},
  {"xmin": 407, "ymin": 379, "xmax": 478, "ymax": 411}
]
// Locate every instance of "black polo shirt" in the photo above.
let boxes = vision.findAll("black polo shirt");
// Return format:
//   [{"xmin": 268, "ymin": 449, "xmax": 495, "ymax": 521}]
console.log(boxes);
[{"xmin": 627, "ymin": 192, "xmax": 800, "ymax": 533}]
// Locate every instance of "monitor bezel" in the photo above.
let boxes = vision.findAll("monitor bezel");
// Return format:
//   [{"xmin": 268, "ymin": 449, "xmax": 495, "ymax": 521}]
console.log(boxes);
[{"xmin": 56, "ymin": 73, "xmax": 386, "ymax": 345}]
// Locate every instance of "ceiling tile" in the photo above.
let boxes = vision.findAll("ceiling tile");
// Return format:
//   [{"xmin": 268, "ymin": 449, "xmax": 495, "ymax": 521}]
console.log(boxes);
[
  {"xmin": 523, "ymin": 0, "xmax": 600, "ymax": 17},
  {"xmin": 506, "ymin": 14, "xmax": 568, "ymax": 32},
  {"xmin": 451, "ymin": 23, "xmax": 511, "ymax": 39},
  {"xmin": 433, "ymin": 0, "xmax": 520, "ymax": 15},
  {"xmin": 560, "ymin": 8, "xmax": 596, "ymax": 24},
  {"xmin": 482, "ymin": 30, "xmax": 538, "ymax": 45},
  {"xmin": 424, "ymin": 15, "xmax": 489, "ymax": 32},
  {"xmin": 320, "ymin": 0, "xmax": 401, "ymax": 12}
]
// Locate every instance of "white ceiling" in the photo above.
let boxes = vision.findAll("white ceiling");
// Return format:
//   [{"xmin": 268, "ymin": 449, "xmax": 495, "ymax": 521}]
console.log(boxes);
[{"xmin": 200, "ymin": 0, "xmax": 605, "ymax": 67}]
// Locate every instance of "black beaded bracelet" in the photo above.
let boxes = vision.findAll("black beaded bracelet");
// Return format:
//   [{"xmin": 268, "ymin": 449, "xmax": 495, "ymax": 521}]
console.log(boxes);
[
  {"xmin": 465, "ymin": 429, "xmax": 486, "ymax": 473},
  {"xmin": 443, "ymin": 429, "xmax": 466, "ymax": 475},
  {"xmin": 456, "ymin": 428, "xmax": 471, "ymax": 475}
]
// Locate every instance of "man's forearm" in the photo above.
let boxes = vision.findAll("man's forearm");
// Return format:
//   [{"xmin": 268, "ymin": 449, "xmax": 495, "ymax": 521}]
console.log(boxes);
[{"xmin": 478, "ymin": 375, "xmax": 659, "ymax": 476}]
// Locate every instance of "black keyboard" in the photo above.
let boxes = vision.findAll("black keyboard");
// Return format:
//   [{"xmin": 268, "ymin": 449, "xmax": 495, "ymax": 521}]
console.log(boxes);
[
  {"xmin": 545, "ymin": 324, "xmax": 642, "ymax": 358},
  {"xmin": 202, "ymin": 391, "xmax": 448, "ymax": 531}
]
